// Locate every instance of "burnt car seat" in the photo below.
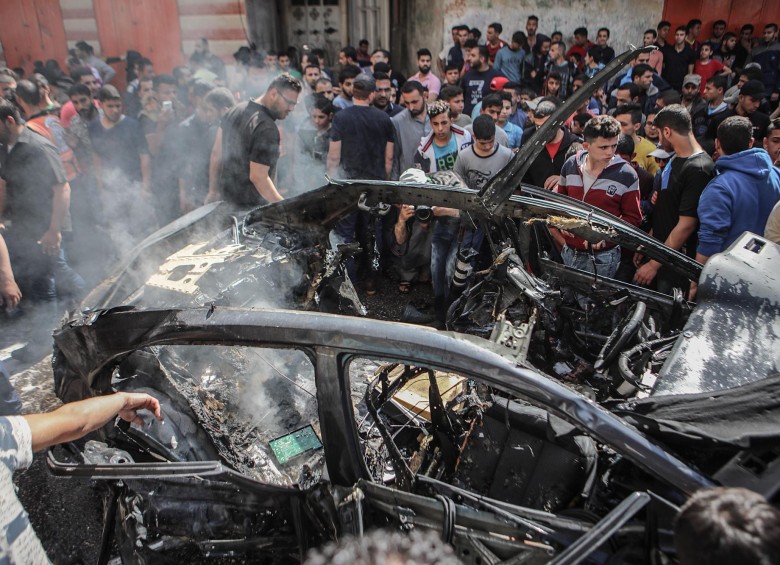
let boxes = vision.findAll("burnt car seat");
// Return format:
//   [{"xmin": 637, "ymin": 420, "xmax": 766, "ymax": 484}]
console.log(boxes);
[{"xmin": 453, "ymin": 400, "xmax": 597, "ymax": 512}]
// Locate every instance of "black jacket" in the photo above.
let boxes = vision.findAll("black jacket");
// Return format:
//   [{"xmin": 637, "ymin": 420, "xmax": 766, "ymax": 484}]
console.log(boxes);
[{"xmin": 521, "ymin": 126, "xmax": 581, "ymax": 187}]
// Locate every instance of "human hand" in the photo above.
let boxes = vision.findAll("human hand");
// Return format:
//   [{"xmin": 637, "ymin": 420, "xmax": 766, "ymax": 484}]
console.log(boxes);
[
  {"xmin": 590, "ymin": 240, "xmax": 607, "ymax": 250},
  {"xmin": 632, "ymin": 251, "xmax": 644, "ymax": 268},
  {"xmin": 204, "ymin": 190, "xmax": 221, "ymax": 204},
  {"xmin": 633, "ymin": 260, "xmax": 660, "ymax": 286},
  {"xmin": 38, "ymin": 229, "xmax": 62, "ymax": 256},
  {"xmin": 1, "ymin": 277, "xmax": 22, "ymax": 309},
  {"xmin": 688, "ymin": 281, "xmax": 698, "ymax": 301},
  {"xmin": 543, "ymin": 175, "xmax": 559, "ymax": 191},
  {"xmin": 651, "ymin": 190, "xmax": 658, "ymax": 205},
  {"xmin": 398, "ymin": 204, "xmax": 415, "ymax": 222},
  {"xmin": 117, "ymin": 392, "xmax": 163, "ymax": 426}
]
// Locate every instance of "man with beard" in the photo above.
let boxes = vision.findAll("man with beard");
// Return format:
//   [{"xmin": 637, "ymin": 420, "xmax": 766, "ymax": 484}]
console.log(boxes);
[
  {"xmin": 0, "ymin": 99, "xmax": 71, "ymax": 358},
  {"xmin": 461, "ymin": 44, "xmax": 502, "ymax": 117},
  {"xmin": 447, "ymin": 25, "xmax": 470, "ymax": 71},
  {"xmin": 334, "ymin": 67, "xmax": 359, "ymax": 110},
  {"xmin": 215, "ymin": 74, "xmax": 302, "ymax": 207},
  {"xmin": 680, "ymin": 74, "xmax": 704, "ymax": 113},
  {"xmin": 303, "ymin": 62, "xmax": 322, "ymax": 93},
  {"xmin": 372, "ymin": 72, "xmax": 402, "ymax": 117},
  {"xmin": 708, "ymin": 20, "xmax": 727, "ymax": 54},
  {"xmin": 408, "ymin": 49, "xmax": 441, "ymax": 103},
  {"xmin": 633, "ymin": 105, "xmax": 714, "ymax": 293},
  {"xmin": 391, "ymin": 81, "xmax": 431, "ymax": 176},
  {"xmin": 59, "ymin": 66, "xmax": 100, "ymax": 128}
]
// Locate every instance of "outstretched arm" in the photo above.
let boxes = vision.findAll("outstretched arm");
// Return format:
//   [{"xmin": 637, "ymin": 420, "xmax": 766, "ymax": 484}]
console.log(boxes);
[{"xmin": 24, "ymin": 392, "xmax": 163, "ymax": 452}]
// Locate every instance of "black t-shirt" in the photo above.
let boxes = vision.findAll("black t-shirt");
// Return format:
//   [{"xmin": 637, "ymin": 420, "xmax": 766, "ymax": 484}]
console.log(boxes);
[
  {"xmin": 461, "ymin": 67, "xmax": 503, "ymax": 116},
  {"xmin": 661, "ymin": 45, "xmax": 696, "ymax": 90},
  {"xmin": 176, "ymin": 114, "xmax": 217, "ymax": 199},
  {"xmin": 219, "ymin": 100, "xmax": 279, "ymax": 207},
  {"xmin": 330, "ymin": 105, "xmax": 394, "ymax": 180},
  {"xmin": 88, "ymin": 115, "xmax": 149, "ymax": 185},
  {"xmin": 0, "ymin": 128, "xmax": 68, "ymax": 238},
  {"xmin": 653, "ymin": 152, "xmax": 715, "ymax": 257}
]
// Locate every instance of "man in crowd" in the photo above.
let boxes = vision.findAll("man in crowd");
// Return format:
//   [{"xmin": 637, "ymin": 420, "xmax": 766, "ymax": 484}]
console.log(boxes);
[
  {"xmin": 644, "ymin": 29, "xmax": 664, "ymax": 74},
  {"xmin": 392, "ymin": 81, "xmax": 431, "ymax": 177},
  {"xmin": 447, "ymin": 25, "xmax": 470, "ymax": 71},
  {"xmin": 334, "ymin": 67, "xmax": 359, "ymax": 110},
  {"xmin": 485, "ymin": 22, "xmax": 507, "ymax": 65},
  {"xmin": 691, "ymin": 75, "xmax": 730, "ymax": 154},
  {"xmin": 730, "ymin": 80, "xmax": 770, "ymax": 149},
  {"xmin": 338, "ymin": 46, "xmax": 362, "ymax": 73},
  {"xmin": 548, "ymin": 41, "xmax": 574, "ymax": 98},
  {"xmin": 212, "ymin": 74, "xmax": 301, "ymax": 207},
  {"xmin": 466, "ymin": 93, "xmax": 510, "ymax": 147},
  {"xmin": 494, "ymin": 31, "xmax": 527, "ymax": 83},
  {"xmin": 440, "ymin": 85, "xmax": 470, "ymax": 127},
  {"xmin": 694, "ymin": 116, "xmax": 780, "ymax": 275},
  {"xmin": 74, "ymin": 40, "xmax": 115, "ymax": 84},
  {"xmin": 634, "ymin": 105, "xmax": 714, "ymax": 293},
  {"xmin": 614, "ymin": 103, "xmax": 659, "ymax": 175},
  {"xmin": 89, "ymin": 85, "xmax": 150, "ymax": 212},
  {"xmin": 566, "ymin": 27, "xmax": 593, "ymax": 70},
  {"xmin": 0, "ymin": 99, "xmax": 71, "ymax": 358},
  {"xmin": 555, "ymin": 115, "xmax": 641, "ymax": 280},
  {"xmin": 407, "ymin": 49, "xmax": 441, "ymax": 103},
  {"xmin": 596, "ymin": 27, "xmax": 615, "ymax": 63},
  {"xmin": 461, "ymin": 44, "xmax": 502, "ymax": 117},
  {"xmin": 662, "ymin": 26, "xmax": 696, "ymax": 92},
  {"xmin": 327, "ymin": 73, "xmax": 394, "ymax": 291},
  {"xmin": 372, "ymin": 71, "xmax": 402, "ymax": 117},
  {"xmin": 522, "ymin": 98, "xmax": 579, "ymax": 189},
  {"xmin": 526, "ymin": 15, "xmax": 539, "ymax": 54},
  {"xmin": 680, "ymin": 74, "xmax": 704, "ymax": 113},
  {"xmin": 693, "ymin": 42, "xmax": 731, "ymax": 95},
  {"xmin": 751, "ymin": 23, "xmax": 780, "ymax": 104}
]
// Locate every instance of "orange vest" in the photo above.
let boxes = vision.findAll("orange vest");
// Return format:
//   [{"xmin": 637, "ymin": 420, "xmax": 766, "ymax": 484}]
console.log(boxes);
[{"xmin": 25, "ymin": 115, "xmax": 80, "ymax": 182}]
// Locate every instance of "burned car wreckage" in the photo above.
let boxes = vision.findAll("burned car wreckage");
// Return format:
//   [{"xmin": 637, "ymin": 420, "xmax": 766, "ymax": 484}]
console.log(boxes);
[{"xmin": 50, "ymin": 47, "xmax": 780, "ymax": 563}]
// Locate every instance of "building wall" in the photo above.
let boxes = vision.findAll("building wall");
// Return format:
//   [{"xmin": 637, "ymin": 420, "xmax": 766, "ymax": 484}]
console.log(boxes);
[{"xmin": 398, "ymin": 0, "xmax": 665, "ymax": 75}]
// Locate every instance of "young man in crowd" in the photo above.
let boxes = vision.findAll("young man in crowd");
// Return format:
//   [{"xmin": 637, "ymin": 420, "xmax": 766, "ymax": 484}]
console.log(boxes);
[
  {"xmin": 693, "ymin": 116, "xmax": 780, "ymax": 296},
  {"xmin": 494, "ymin": 31, "xmax": 527, "ymax": 84},
  {"xmin": 693, "ymin": 42, "xmax": 731, "ymax": 95},
  {"xmin": 555, "ymin": 115, "xmax": 641, "ymax": 280},
  {"xmin": 333, "ymin": 67, "xmax": 359, "ymax": 110},
  {"xmin": 465, "ymin": 93, "xmax": 510, "ymax": 147},
  {"xmin": 680, "ymin": 74, "xmax": 704, "ymax": 113},
  {"xmin": 407, "ymin": 49, "xmax": 441, "ymax": 103},
  {"xmin": 583, "ymin": 45, "xmax": 605, "ymax": 78},
  {"xmin": 392, "ymin": 81, "xmax": 431, "ymax": 176},
  {"xmin": 440, "ymin": 85, "xmax": 471, "ymax": 127},
  {"xmin": 525, "ymin": 15, "xmax": 539, "ymax": 54},
  {"xmin": 461, "ymin": 44, "xmax": 502, "ymax": 117},
  {"xmin": 634, "ymin": 105, "xmax": 714, "ymax": 293},
  {"xmin": 643, "ymin": 29, "xmax": 664, "ymax": 74},
  {"xmin": 751, "ymin": 23, "xmax": 780, "ymax": 105},
  {"xmin": 485, "ymin": 22, "xmax": 507, "ymax": 65},
  {"xmin": 566, "ymin": 27, "xmax": 594, "ymax": 71},
  {"xmin": 730, "ymin": 80, "xmax": 770, "ymax": 148},
  {"xmin": 614, "ymin": 103, "xmax": 659, "ymax": 175},
  {"xmin": 548, "ymin": 41, "xmax": 575, "ymax": 98},
  {"xmin": 691, "ymin": 75, "xmax": 730, "ymax": 154},
  {"xmin": 496, "ymin": 91, "xmax": 523, "ymax": 149},
  {"xmin": 596, "ymin": 27, "xmax": 615, "ymax": 63},
  {"xmin": 662, "ymin": 26, "xmax": 696, "ymax": 92}
]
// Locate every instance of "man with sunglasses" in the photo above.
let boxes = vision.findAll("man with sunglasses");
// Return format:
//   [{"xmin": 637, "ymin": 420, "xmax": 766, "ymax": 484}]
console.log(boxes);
[{"xmin": 210, "ymin": 73, "xmax": 302, "ymax": 207}]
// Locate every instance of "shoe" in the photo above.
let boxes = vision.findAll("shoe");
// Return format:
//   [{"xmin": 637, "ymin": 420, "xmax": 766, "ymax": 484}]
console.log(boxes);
[{"xmin": 364, "ymin": 277, "xmax": 377, "ymax": 296}]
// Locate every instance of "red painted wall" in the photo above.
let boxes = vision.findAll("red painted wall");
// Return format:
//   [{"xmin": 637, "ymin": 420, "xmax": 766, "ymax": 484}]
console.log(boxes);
[
  {"xmin": 93, "ymin": 0, "xmax": 183, "ymax": 76},
  {"xmin": 0, "ymin": 0, "xmax": 68, "ymax": 74},
  {"xmin": 662, "ymin": 0, "xmax": 780, "ymax": 37}
]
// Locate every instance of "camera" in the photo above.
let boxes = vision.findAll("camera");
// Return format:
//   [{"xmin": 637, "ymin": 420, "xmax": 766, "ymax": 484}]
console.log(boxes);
[{"xmin": 414, "ymin": 205, "xmax": 432, "ymax": 223}]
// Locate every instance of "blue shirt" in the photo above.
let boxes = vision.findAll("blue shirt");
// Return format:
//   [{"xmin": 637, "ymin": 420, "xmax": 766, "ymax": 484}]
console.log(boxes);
[
  {"xmin": 432, "ymin": 135, "xmax": 458, "ymax": 171},
  {"xmin": 502, "ymin": 122, "xmax": 523, "ymax": 149}
]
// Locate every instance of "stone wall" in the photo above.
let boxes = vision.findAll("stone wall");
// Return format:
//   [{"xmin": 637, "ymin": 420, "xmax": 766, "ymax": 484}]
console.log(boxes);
[{"xmin": 398, "ymin": 0, "xmax": 664, "ymax": 75}]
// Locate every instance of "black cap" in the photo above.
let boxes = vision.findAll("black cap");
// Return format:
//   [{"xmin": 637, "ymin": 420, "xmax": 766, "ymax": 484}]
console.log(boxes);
[{"xmin": 740, "ymin": 79, "xmax": 766, "ymax": 99}]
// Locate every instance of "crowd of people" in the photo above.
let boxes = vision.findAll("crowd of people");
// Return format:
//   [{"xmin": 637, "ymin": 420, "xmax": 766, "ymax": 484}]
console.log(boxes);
[
  {"xmin": 1, "ymin": 15, "xmax": 780, "ymax": 563},
  {"xmin": 1, "ymin": 16, "xmax": 780, "ymax": 346}
]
